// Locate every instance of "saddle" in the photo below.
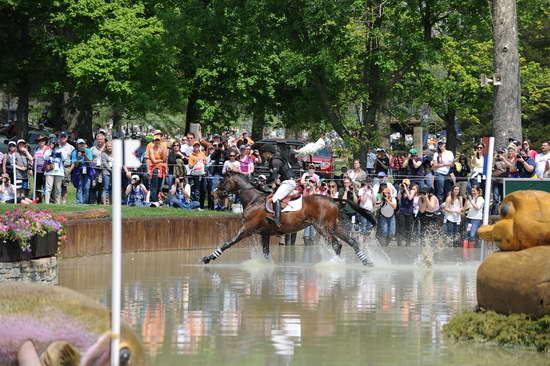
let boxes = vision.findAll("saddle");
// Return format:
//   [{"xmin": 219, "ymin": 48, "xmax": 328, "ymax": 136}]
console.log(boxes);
[{"xmin": 265, "ymin": 190, "xmax": 302, "ymax": 213}]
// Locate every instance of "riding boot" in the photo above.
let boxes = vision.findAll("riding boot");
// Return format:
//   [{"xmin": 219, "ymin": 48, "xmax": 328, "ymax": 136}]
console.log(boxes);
[{"xmin": 269, "ymin": 200, "xmax": 282, "ymax": 228}]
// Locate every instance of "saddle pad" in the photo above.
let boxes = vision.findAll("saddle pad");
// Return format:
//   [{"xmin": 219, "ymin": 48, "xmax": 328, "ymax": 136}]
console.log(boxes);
[{"xmin": 282, "ymin": 195, "xmax": 303, "ymax": 212}]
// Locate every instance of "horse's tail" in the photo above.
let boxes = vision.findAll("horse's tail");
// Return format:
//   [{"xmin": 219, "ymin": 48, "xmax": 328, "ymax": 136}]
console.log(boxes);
[{"xmin": 333, "ymin": 198, "xmax": 377, "ymax": 227}]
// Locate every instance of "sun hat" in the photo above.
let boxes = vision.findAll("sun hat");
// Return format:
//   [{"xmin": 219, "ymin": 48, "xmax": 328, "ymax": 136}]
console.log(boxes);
[
  {"xmin": 377, "ymin": 171, "xmax": 386, "ymax": 177},
  {"xmin": 76, "ymin": 138, "xmax": 86, "ymax": 144}
]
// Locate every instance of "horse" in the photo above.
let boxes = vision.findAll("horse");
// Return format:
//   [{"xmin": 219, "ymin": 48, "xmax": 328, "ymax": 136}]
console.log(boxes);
[{"xmin": 201, "ymin": 172, "xmax": 377, "ymax": 266}]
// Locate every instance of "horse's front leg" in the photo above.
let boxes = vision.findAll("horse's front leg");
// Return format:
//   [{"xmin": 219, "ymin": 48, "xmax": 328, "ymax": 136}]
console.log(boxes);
[
  {"xmin": 202, "ymin": 228, "xmax": 250, "ymax": 264},
  {"xmin": 261, "ymin": 234, "xmax": 270, "ymax": 259}
]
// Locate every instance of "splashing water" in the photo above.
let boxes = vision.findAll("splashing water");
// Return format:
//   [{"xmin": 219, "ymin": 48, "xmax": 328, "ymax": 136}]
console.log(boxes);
[{"xmin": 359, "ymin": 235, "xmax": 392, "ymax": 266}]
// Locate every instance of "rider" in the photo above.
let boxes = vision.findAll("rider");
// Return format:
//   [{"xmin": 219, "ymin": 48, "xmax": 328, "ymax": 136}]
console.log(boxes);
[{"xmin": 261, "ymin": 144, "xmax": 296, "ymax": 228}]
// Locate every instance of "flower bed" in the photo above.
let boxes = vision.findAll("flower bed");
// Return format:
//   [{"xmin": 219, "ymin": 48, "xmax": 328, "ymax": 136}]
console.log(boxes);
[{"xmin": 0, "ymin": 208, "xmax": 66, "ymax": 262}]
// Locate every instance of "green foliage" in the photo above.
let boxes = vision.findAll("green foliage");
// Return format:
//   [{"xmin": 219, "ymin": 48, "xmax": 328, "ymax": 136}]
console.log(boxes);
[{"xmin": 444, "ymin": 311, "xmax": 550, "ymax": 352}]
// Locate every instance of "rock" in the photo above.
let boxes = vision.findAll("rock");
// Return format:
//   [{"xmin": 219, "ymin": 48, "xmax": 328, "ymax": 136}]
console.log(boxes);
[
  {"xmin": 477, "ymin": 246, "xmax": 550, "ymax": 318},
  {"xmin": 478, "ymin": 190, "xmax": 550, "ymax": 251}
]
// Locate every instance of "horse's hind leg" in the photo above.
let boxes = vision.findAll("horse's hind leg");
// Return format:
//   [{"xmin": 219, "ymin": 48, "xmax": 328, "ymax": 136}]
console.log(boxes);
[
  {"xmin": 261, "ymin": 234, "xmax": 270, "ymax": 259},
  {"xmin": 313, "ymin": 224, "xmax": 342, "ymax": 256},
  {"xmin": 202, "ymin": 228, "xmax": 251, "ymax": 264},
  {"xmin": 335, "ymin": 224, "xmax": 373, "ymax": 266}
]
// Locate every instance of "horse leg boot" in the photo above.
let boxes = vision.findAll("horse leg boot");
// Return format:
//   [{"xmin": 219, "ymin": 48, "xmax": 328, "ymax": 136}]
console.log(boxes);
[
  {"xmin": 261, "ymin": 234, "xmax": 270, "ymax": 259},
  {"xmin": 335, "ymin": 225, "xmax": 373, "ymax": 266},
  {"xmin": 202, "ymin": 229, "xmax": 249, "ymax": 264}
]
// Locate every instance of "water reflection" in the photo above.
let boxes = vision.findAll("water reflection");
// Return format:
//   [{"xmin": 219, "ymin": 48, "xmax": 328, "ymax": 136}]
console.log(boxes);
[{"xmin": 58, "ymin": 247, "xmax": 548, "ymax": 365}]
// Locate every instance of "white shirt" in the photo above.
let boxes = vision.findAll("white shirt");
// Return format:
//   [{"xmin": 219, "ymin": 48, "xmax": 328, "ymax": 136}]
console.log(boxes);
[
  {"xmin": 433, "ymin": 150, "xmax": 454, "ymax": 175},
  {"xmin": 181, "ymin": 144, "xmax": 194, "ymax": 156},
  {"xmin": 535, "ymin": 152, "xmax": 550, "ymax": 178},
  {"xmin": 357, "ymin": 187, "xmax": 374, "ymax": 211},
  {"xmin": 466, "ymin": 196, "xmax": 484, "ymax": 220},
  {"xmin": 58, "ymin": 142, "xmax": 75, "ymax": 167},
  {"xmin": 222, "ymin": 160, "xmax": 240, "ymax": 174},
  {"xmin": 44, "ymin": 148, "xmax": 68, "ymax": 177}
]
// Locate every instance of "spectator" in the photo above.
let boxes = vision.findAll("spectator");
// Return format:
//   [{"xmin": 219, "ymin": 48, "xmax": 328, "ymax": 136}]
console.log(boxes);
[
  {"xmin": 422, "ymin": 156, "xmax": 434, "ymax": 190},
  {"xmin": 418, "ymin": 187, "xmax": 440, "ymax": 244},
  {"xmin": 300, "ymin": 164, "xmax": 320, "ymax": 185},
  {"xmin": 374, "ymin": 149, "xmax": 390, "ymax": 175},
  {"xmin": 0, "ymin": 174, "xmax": 16, "ymax": 203},
  {"xmin": 316, "ymin": 181, "xmax": 329, "ymax": 195},
  {"xmin": 376, "ymin": 187, "xmax": 397, "ymax": 246},
  {"xmin": 521, "ymin": 140, "xmax": 537, "ymax": 159},
  {"xmin": 168, "ymin": 176, "xmax": 200, "ymax": 210},
  {"xmin": 237, "ymin": 131, "xmax": 254, "ymax": 147},
  {"xmin": 373, "ymin": 171, "xmax": 397, "ymax": 198},
  {"xmin": 15, "ymin": 139, "xmax": 33, "ymax": 200},
  {"xmin": 188, "ymin": 142, "xmax": 208, "ymax": 209},
  {"xmin": 469, "ymin": 143, "xmax": 485, "ymax": 176},
  {"xmin": 327, "ymin": 180, "xmax": 339, "ymax": 198},
  {"xmin": 32, "ymin": 135, "xmax": 50, "ymax": 202},
  {"xmin": 348, "ymin": 159, "xmax": 366, "ymax": 185},
  {"xmin": 442, "ymin": 184, "xmax": 463, "ymax": 247},
  {"xmin": 222, "ymin": 151, "xmax": 241, "ymax": 174},
  {"xmin": 57, "ymin": 131, "xmax": 75, "ymax": 204},
  {"xmin": 452, "ymin": 154, "xmax": 470, "ymax": 196},
  {"xmin": 491, "ymin": 147, "xmax": 509, "ymax": 214},
  {"xmin": 464, "ymin": 186, "xmax": 484, "ymax": 248},
  {"xmin": 396, "ymin": 179, "xmax": 417, "ymax": 246},
  {"xmin": 125, "ymin": 175, "xmax": 149, "ymax": 206},
  {"xmin": 167, "ymin": 141, "xmax": 185, "ymax": 188},
  {"xmin": 501, "ymin": 144, "xmax": 519, "ymax": 177},
  {"xmin": 366, "ymin": 150, "xmax": 376, "ymax": 176},
  {"xmin": 100, "ymin": 141, "xmax": 113, "ymax": 204},
  {"xmin": 511, "ymin": 148, "xmax": 536, "ymax": 178},
  {"xmin": 431, "ymin": 141, "xmax": 454, "ymax": 203},
  {"xmin": 302, "ymin": 177, "xmax": 318, "ymax": 243},
  {"xmin": 535, "ymin": 140, "xmax": 550, "ymax": 178},
  {"xmin": 181, "ymin": 135, "xmax": 194, "ymax": 156},
  {"xmin": 90, "ymin": 131, "xmax": 106, "ymax": 203},
  {"xmin": 357, "ymin": 178, "xmax": 375, "ymax": 234},
  {"xmin": 339, "ymin": 177, "xmax": 358, "ymax": 220},
  {"xmin": 2, "ymin": 141, "xmax": 17, "ymax": 177},
  {"xmin": 145, "ymin": 134, "xmax": 168, "ymax": 202},
  {"xmin": 207, "ymin": 143, "xmax": 225, "ymax": 210},
  {"xmin": 43, "ymin": 140, "xmax": 68, "ymax": 204},
  {"xmin": 390, "ymin": 152, "xmax": 405, "ymax": 184},
  {"xmin": 238, "ymin": 145, "xmax": 255, "ymax": 176},
  {"xmin": 403, "ymin": 149, "xmax": 425, "ymax": 189},
  {"xmin": 69, "ymin": 139, "xmax": 94, "ymax": 204}
]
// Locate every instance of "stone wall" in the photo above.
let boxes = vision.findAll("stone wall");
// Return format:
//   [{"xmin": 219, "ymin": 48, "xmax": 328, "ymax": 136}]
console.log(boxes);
[
  {"xmin": 62, "ymin": 214, "xmax": 271, "ymax": 258},
  {"xmin": 0, "ymin": 257, "xmax": 58, "ymax": 283}
]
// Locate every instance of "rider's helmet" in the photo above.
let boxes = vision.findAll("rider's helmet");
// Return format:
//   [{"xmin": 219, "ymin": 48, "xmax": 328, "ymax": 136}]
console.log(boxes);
[{"xmin": 261, "ymin": 144, "xmax": 277, "ymax": 154}]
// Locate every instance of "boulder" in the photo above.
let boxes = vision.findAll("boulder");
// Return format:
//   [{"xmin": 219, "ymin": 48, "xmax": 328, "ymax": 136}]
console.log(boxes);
[{"xmin": 477, "ymin": 246, "xmax": 550, "ymax": 318}]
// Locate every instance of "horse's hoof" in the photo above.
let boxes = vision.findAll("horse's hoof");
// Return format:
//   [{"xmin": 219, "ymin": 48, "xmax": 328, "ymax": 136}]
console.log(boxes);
[
  {"xmin": 201, "ymin": 256, "xmax": 211, "ymax": 264},
  {"xmin": 362, "ymin": 260, "xmax": 374, "ymax": 267}
]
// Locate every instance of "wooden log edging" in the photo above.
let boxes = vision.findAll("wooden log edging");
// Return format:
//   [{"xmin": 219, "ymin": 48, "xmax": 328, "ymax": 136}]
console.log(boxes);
[{"xmin": 62, "ymin": 214, "xmax": 258, "ymax": 258}]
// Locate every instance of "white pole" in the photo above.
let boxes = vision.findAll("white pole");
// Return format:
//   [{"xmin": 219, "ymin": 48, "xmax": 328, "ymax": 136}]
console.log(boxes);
[
  {"xmin": 111, "ymin": 139, "xmax": 122, "ymax": 366},
  {"xmin": 13, "ymin": 159, "xmax": 17, "ymax": 205},
  {"xmin": 481, "ymin": 136, "xmax": 495, "ymax": 260},
  {"xmin": 32, "ymin": 156, "xmax": 37, "ymax": 201}
]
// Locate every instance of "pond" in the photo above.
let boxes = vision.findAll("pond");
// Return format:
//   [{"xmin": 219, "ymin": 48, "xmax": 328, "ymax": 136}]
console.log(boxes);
[{"xmin": 58, "ymin": 245, "xmax": 548, "ymax": 365}]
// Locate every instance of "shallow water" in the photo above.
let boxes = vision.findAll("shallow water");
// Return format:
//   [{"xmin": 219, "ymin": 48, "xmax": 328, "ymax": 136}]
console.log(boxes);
[{"xmin": 58, "ymin": 245, "xmax": 548, "ymax": 365}]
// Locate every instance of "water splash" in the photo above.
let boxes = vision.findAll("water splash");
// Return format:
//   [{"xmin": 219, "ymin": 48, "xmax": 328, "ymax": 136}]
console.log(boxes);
[{"xmin": 359, "ymin": 235, "xmax": 392, "ymax": 266}]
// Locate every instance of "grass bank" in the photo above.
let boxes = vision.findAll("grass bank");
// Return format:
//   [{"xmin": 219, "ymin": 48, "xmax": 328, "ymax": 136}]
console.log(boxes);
[
  {"xmin": 444, "ymin": 311, "xmax": 550, "ymax": 352},
  {"xmin": 0, "ymin": 203, "xmax": 235, "ymax": 218}
]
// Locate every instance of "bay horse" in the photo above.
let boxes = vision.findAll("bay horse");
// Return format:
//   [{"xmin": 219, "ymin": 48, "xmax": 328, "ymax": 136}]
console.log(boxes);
[{"xmin": 202, "ymin": 172, "xmax": 377, "ymax": 266}]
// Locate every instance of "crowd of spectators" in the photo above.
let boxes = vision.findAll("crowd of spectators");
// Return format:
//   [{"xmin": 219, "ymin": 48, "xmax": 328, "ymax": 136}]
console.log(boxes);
[
  {"xmin": 1, "ymin": 127, "xmax": 549, "ymax": 246},
  {"xmin": 0, "ymin": 129, "xmax": 261, "ymax": 211}
]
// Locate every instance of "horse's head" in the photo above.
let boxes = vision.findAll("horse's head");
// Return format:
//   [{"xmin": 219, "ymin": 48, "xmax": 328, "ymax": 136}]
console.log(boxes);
[{"xmin": 213, "ymin": 172, "xmax": 242, "ymax": 199}]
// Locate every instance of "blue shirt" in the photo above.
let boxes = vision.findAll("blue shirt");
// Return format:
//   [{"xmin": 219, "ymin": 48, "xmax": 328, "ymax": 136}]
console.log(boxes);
[
  {"xmin": 70, "ymin": 148, "xmax": 93, "ymax": 163},
  {"xmin": 516, "ymin": 157, "xmax": 536, "ymax": 178}
]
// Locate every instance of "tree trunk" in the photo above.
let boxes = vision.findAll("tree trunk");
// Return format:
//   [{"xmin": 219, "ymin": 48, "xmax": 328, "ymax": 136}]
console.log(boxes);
[
  {"xmin": 15, "ymin": 80, "xmax": 30, "ymax": 139},
  {"xmin": 50, "ymin": 93, "xmax": 68, "ymax": 131},
  {"xmin": 444, "ymin": 108, "xmax": 458, "ymax": 153},
  {"xmin": 184, "ymin": 91, "xmax": 199, "ymax": 134},
  {"xmin": 492, "ymin": 0, "xmax": 522, "ymax": 148},
  {"xmin": 251, "ymin": 101, "xmax": 265, "ymax": 141},
  {"xmin": 75, "ymin": 103, "xmax": 93, "ymax": 144},
  {"xmin": 111, "ymin": 105, "xmax": 123, "ymax": 136}
]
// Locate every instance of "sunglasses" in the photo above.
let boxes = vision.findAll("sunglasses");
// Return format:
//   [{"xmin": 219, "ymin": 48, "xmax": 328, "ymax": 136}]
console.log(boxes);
[
  {"xmin": 173, "ymin": 144, "xmax": 180, "ymax": 147},
  {"xmin": 476, "ymin": 146, "xmax": 483, "ymax": 150},
  {"xmin": 229, "ymin": 155, "xmax": 236, "ymax": 157}
]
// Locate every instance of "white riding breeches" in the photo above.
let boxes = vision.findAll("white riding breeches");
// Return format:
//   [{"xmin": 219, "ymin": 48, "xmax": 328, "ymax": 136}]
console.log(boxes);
[{"xmin": 272, "ymin": 180, "xmax": 297, "ymax": 202}]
